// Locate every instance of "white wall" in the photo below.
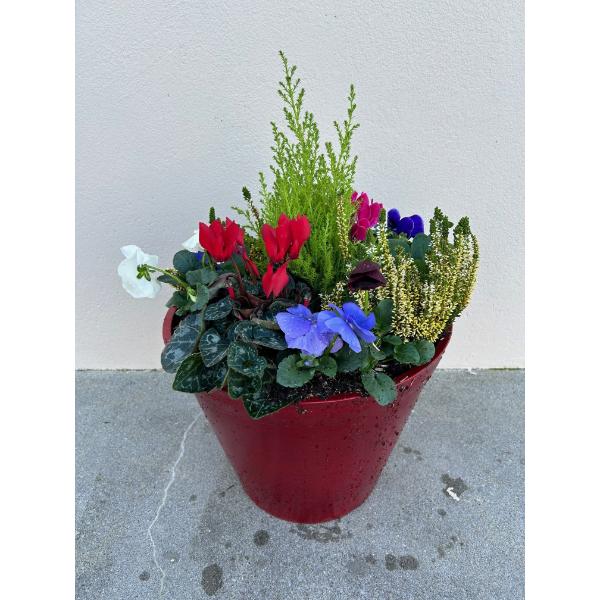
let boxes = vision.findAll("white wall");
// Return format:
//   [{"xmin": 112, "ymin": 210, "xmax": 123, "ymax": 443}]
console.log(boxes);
[{"xmin": 76, "ymin": 0, "xmax": 524, "ymax": 369}]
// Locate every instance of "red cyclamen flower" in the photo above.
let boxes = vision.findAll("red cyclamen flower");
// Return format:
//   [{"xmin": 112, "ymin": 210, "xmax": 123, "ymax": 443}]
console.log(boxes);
[
  {"xmin": 261, "ymin": 214, "xmax": 311, "ymax": 263},
  {"xmin": 199, "ymin": 218, "xmax": 244, "ymax": 262},
  {"xmin": 241, "ymin": 249, "xmax": 259, "ymax": 279},
  {"xmin": 349, "ymin": 192, "xmax": 383, "ymax": 241},
  {"xmin": 262, "ymin": 262, "xmax": 289, "ymax": 297}
]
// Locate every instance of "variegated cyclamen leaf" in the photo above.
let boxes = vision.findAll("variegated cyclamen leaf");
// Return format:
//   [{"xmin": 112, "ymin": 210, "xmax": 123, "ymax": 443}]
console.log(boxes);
[
  {"xmin": 227, "ymin": 342, "xmax": 267, "ymax": 378},
  {"xmin": 236, "ymin": 322, "xmax": 287, "ymax": 350},
  {"xmin": 199, "ymin": 328, "xmax": 230, "ymax": 367},
  {"xmin": 172, "ymin": 354, "xmax": 227, "ymax": 393},
  {"xmin": 227, "ymin": 371, "xmax": 262, "ymax": 399},
  {"xmin": 161, "ymin": 312, "xmax": 203, "ymax": 373},
  {"xmin": 204, "ymin": 296, "xmax": 234, "ymax": 321},
  {"xmin": 172, "ymin": 353, "xmax": 204, "ymax": 392},
  {"xmin": 242, "ymin": 387, "xmax": 294, "ymax": 420},
  {"xmin": 200, "ymin": 360, "xmax": 228, "ymax": 392}
]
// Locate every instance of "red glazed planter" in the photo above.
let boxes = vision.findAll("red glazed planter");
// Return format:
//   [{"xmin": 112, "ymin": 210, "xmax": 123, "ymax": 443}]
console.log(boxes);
[{"xmin": 163, "ymin": 307, "xmax": 451, "ymax": 523}]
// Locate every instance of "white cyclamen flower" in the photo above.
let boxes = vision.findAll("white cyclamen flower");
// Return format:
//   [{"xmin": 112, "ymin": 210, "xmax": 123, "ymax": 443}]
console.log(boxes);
[
  {"xmin": 182, "ymin": 229, "xmax": 200, "ymax": 252},
  {"xmin": 117, "ymin": 245, "xmax": 161, "ymax": 299}
]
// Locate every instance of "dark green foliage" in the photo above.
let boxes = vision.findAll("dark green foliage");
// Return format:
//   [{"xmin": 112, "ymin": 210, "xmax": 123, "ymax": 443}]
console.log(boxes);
[
  {"xmin": 173, "ymin": 250, "xmax": 199, "ymax": 274},
  {"xmin": 227, "ymin": 371, "xmax": 262, "ymax": 399},
  {"xmin": 172, "ymin": 353, "xmax": 227, "ymax": 393},
  {"xmin": 204, "ymin": 296, "xmax": 234, "ymax": 320},
  {"xmin": 316, "ymin": 355, "xmax": 337, "ymax": 378},
  {"xmin": 227, "ymin": 342, "xmax": 267, "ymax": 378},
  {"xmin": 186, "ymin": 268, "xmax": 217, "ymax": 286},
  {"xmin": 276, "ymin": 355, "xmax": 315, "ymax": 387},
  {"xmin": 374, "ymin": 298, "xmax": 393, "ymax": 335},
  {"xmin": 199, "ymin": 328, "xmax": 230, "ymax": 367},
  {"xmin": 235, "ymin": 321, "xmax": 287, "ymax": 350},
  {"xmin": 413, "ymin": 339, "xmax": 436, "ymax": 364},
  {"xmin": 242, "ymin": 388, "xmax": 294, "ymax": 420},
  {"xmin": 410, "ymin": 234, "xmax": 431, "ymax": 260},
  {"xmin": 334, "ymin": 344, "xmax": 369, "ymax": 373},
  {"xmin": 392, "ymin": 339, "xmax": 436, "ymax": 366},
  {"xmin": 161, "ymin": 313, "xmax": 203, "ymax": 373},
  {"xmin": 361, "ymin": 370, "xmax": 397, "ymax": 406},
  {"xmin": 393, "ymin": 343, "xmax": 421, "ymax": 365}
]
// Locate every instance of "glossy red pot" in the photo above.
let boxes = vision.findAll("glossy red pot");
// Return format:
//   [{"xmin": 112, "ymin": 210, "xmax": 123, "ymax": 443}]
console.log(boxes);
[{"xmin": 163, "ymin": 307, "xmax": 450, "ymax": 523}]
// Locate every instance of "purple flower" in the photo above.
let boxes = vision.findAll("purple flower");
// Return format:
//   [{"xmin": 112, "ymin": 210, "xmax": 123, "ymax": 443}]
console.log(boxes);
[
  {"xmin": 318, "ymin": 302, "xmax": 376, "ymax": 353},
  {"xmin": 387, "ymin": 209, "xmax": 424, "ymax": 238},
  {"xmin": 275, "ymin": 305, "xmax": 342, "ymax": 357},
  {"xmin": 348, "ymin": 260, "xmax": 386, "ymax": 292},
  {"xmin": 350, "ymin": 192, "xmax": 383, "ymax": 241}
]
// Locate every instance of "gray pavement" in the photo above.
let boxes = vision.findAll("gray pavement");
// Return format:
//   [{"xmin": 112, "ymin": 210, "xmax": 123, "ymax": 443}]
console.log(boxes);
[{"xmin": 76, "ymin": 370, "xmax": 524, "ymax": 600}]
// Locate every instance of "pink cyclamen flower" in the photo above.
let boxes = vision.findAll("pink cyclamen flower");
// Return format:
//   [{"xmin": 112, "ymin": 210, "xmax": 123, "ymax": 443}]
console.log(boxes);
[{"xmin": 350, "ymin": 192, "xmax": 383, "ymax": 241}]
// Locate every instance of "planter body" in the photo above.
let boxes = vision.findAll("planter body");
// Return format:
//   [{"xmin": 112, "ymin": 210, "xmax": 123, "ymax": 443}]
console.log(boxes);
[{"xmin": 163, "ymin": 308, "xmax": 450, "ymax": 523}]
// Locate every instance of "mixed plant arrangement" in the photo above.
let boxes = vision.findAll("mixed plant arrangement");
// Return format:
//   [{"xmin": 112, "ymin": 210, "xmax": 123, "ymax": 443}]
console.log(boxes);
[{"xmin": 118, "ymin": 53, "xmax": 478, "ymax": 419}]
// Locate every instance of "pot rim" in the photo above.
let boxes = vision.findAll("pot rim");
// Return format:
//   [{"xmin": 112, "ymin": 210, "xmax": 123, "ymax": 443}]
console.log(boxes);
[{"xmin": 162, "ymin": 306, "xmax": 451, "ymax": 406}]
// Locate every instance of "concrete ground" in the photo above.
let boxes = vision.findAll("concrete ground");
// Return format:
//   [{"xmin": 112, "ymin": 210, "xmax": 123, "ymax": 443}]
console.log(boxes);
[{"xmin": 76, "ymin": 370, "xmax": 524, "ymax": 600}]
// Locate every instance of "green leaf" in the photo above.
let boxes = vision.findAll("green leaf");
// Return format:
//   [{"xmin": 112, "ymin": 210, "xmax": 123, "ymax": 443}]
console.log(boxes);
[
  {"xmin": 242, "ymin": 387, "xmax": 294, "ymax": 419},
  {"xmin": 388, "ymin": 236, "xmax": 411, "ymax": 257},
  {"xmin": 317, "ymin": 355, "xmax": 337, "ymax": 378},
  {"xmin": 410, "ymin": 234, "xmax": 431, "ymax": 260},
  {"xmin": 276, "ymin": 355, "xmax": 315, "ymax": 387},
  {"xmin": 414, "ymin": 339, "xmax": 435, "ymax": 365},
  {"xmin": 235, "ymin": 321, "xmax": 287, "ymax": 350},
  {"xmin": 394, "ymin": 342, "xmax": 421, "ymax": 365},
  {"xmin": 361, "ymin": 370, "xmax": 397, "ymax": 406},
  {"xmin": 166, "ymin": 291, "xmax": 188, "ymax": 309},
  {"xmin": 173, "ymin": 250, "xmax": 199, "ymax": 274},
  {"xmin": 383, "ymin": 335, "xmax": 405, "ymax": 346},
  {"xmin": 369, "ymin": 346, "xmax": 387, "ymax": 361},
  {"xmin": 227, "ymin": 342, "xmax": 267, "ymax": 377},
  {"xmin": 172, "ymin": 355, "xmax": 227, "ymax": 393},
  {"xmin": 190, "ymin": 284, "xmax": 209, "ymax": 312},
  {"xmin": 172, "ymin": 353, "xmax": 204, "ymax": 392},
  {"xmin": 186, "ymin": 268, "xmax": 217, "ymax": 286},
  {"xmin": 335, "ymin": 345, "xmax": 369, "ymax": 373},
  {"xmin": 374, "ymin": 298, "xmax": 393, "ymax": 334},
  {"xmin": 201, "ymin": 360, "xmax": 228, "ymax": 391},
  {"xmin": 199, "ymin": 328, "xmax": 230, "ymax": 367},
  {"xmin": 157, "ymin": 273, "xmax": 182, "ymax": 286},
  {"xmin": 204, "ymin": 296, "xmax": 234, "ymax": 320},
  {"xmin": 161, "ymin": 313, "xmax": 203, "ymax": 373},
  {"xmin": 264, "ymin": 300, "xmax": 295, "ymax": 320},
  {"xmin": 227, "ymin": 370, "xmax": 261, "ymax": 399}
]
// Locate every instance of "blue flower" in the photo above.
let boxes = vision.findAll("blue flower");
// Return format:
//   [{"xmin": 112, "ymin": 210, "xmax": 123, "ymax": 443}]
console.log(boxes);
[
  {"xmin": 318, "ymin": 302, "xmax": 376, "ymax": 353},
  {"xmin": 387, "ymin": 209, "xmax": 424, "ymax": 238},
  {"xmin": 275, "ymin": 305, "xmax": 341, "ymax": 357}
]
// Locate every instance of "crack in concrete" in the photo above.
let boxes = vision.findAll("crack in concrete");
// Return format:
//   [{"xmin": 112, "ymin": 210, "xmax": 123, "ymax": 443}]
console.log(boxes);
[{"xmin": 146, "ymin": 411, "xmax": 202, "ymax": 597}]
